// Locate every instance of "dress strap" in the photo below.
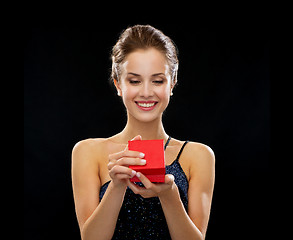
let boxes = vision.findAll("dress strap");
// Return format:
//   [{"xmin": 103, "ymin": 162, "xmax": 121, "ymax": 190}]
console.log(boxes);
[
  {"xmin": 164, "ymin": 136, "xmax": 171, "ymax": 150},
  {"xmin": 175, "ymin": 141, "xmax": 189, "ymax": 161}
]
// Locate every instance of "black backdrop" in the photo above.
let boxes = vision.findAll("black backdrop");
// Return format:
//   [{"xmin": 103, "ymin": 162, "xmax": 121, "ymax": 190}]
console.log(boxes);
[{"xmin": 24, "ymin": 22, "xmax": 270, "ymax": 239}]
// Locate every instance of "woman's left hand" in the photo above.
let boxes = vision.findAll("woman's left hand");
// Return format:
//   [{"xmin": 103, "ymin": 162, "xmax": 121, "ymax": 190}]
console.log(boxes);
[{"xmin": 127, "ymin": 173, "xmax": 175, "ymax": 198}]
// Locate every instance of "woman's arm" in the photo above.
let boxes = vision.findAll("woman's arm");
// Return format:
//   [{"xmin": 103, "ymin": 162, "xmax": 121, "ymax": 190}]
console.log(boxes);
[
  {"xmin": 187, "ymin": 143, "xmax": 215, "ymax": 239},
  {"xmin": 80, "ymin": 181, "xmax": 127, "ymax": 240},
  {"xmin": 72, "ymin": 139, "xmax": 126, "ymax": 240},
  {"xmin": 72, "ymin": 136, "xmax": 145, "ymax": 240},
  {"xmin": 159, "ymin": 183, "xmax": 204, "ymax": 240},
  {"xmin": 162, "ymin": 143, "xmax": 215, "ymax": 240}
]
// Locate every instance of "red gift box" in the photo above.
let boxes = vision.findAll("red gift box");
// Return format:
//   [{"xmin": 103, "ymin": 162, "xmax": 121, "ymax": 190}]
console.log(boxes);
[{"xmin": 128, "ymin": 139, "xmax": 165, "ymax": 183}]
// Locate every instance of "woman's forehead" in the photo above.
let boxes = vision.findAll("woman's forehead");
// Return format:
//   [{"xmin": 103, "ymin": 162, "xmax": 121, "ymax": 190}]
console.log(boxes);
[{"xmin": 122, "ymin": 48, "xmax": 169, "ymax": 77}]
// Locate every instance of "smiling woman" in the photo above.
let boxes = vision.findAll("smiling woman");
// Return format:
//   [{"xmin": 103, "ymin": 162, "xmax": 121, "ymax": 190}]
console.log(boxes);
[
  {"xmin": 71, "ymin": 25, "xmax": 215, "ymax": 240},
  {"xmin": 114, "ymin": 48, "xmax": 173, "ymax": 123}
]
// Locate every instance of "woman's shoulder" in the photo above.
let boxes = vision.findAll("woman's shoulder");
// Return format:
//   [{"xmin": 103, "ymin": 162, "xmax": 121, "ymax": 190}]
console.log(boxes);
[
  {"xmin": 72, "ymin": 137, "xmax": 116, "ymax": 163},
  {"xmin": 72, "ymin": 137, "xmax": 107, "ymax": 154},
  {"xmin": 171, "ymin": 138, "xmax": 214, "ymax": 156},
  {"xmin": 172, "ymin": 138, "xmax": 215, "ymax": 167},
  {"xmin": 186, "ymin": 141, "xmax": 215, "ymax": 158},
  {"xmin": 184, "ymin": 141, "xmax": 215, "ymax": 173}
]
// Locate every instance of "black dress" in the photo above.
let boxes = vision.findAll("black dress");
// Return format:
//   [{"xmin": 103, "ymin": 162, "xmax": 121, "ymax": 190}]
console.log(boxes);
[{"xmin": 99, "ymin": 140, "xmax": 189, "ymax": 240}]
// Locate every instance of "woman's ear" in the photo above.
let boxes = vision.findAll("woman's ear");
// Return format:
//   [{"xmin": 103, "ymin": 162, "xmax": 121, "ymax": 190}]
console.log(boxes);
[
  {"xmin": 170, "ymin": 82, "xmax": 175, "ymax": 96},
  {"xmin": 114, "ymin": 79, "xmax": 122, "ymax": 96}
]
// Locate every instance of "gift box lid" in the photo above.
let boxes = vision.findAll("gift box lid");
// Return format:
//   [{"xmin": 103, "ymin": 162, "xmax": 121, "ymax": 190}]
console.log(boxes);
[{"xmin": 128, "ymin": 139, "xmax": 165, "ymax": 175}]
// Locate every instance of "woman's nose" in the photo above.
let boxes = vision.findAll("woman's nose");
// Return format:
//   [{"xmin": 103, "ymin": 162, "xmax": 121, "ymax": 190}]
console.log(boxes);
[{"xmin": 139, "ymin": 82, "xmax": 154, "ymax": 98}]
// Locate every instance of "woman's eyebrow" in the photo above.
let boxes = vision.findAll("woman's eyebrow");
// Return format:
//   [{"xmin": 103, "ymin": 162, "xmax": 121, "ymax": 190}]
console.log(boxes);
[
  {"xmin": 152, "ymin": 73, "xmax": 165, "ymax": 76},
  {"xmin": 127, "ymin": 72, "xmax": 140, "ymax": 76},
  {"xmin": 127, "ymin": 72, "xmax": 165, "ymax": 76}
]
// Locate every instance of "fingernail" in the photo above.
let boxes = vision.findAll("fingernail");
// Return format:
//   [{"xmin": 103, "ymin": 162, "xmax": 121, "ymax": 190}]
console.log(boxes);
[
  {"xmin": 131, "ymin": 170, "xmax": 136, "ymax": 176},
  {"xmin": 139, "ymin": 153, "xmax": 145, "ymax": 158},
  {"xmin": 169, "ymin": 175, "xmax": 174, "ymax": 181},
  {"xmin": 136, "ymin": 172, "xmax": 141, "ymax": 178},
  {"xmin": 140, "ymin": 159, "xmax": 146, "ymax": 165}
]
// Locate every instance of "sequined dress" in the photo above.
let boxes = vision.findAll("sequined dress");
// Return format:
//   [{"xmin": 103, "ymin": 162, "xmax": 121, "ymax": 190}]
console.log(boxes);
[{"xmin": 99, "ymin": 140, "xmax": 189, "ymax": 240}]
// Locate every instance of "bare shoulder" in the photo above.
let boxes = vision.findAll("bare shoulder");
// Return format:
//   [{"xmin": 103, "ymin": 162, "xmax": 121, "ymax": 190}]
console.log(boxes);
[
  {"xmin": 185, "ymin": 141, "xmax": 215, "ymax": 162},
  {"xmin": 71, "ymin": 138, "xmax": 111, "ymax": 191},
  {"xmin": 72, "ymin": 138, "xmax": 108, "ymax": 162},
  {"xmin": 71, "ymin": 138, "xmax": 118, "ymax": 175},
  {"xmin": 71, "ymin": 138, "xmax": 112, "ymax": 228},
  {"xmin": 72, "ymin": 138, "xmax": 107, "ymax": 153},
  {"xmin": 183, "ymin": 141, "xmax": 215, "ymax": 174}
]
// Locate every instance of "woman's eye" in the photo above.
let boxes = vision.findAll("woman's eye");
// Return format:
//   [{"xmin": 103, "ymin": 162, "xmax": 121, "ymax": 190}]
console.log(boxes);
[
  {"xmin": 129, "ymin": 80, "xmax": 141, "ymax": 84},
  {"xmin": 153, "ymin": 80, "xmax": 164, "ymax": 84}
]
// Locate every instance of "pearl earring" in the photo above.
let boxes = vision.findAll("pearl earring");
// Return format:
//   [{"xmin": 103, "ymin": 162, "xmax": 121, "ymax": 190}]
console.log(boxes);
[{"xmin": 170, "ymin": 92, "xmax": 173, "ymax": 96}]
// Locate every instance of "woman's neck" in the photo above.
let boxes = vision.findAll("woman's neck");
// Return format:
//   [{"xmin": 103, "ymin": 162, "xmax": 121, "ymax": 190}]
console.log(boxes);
[{"xmin": 119, "ymin": 114, "xmax": 168, "ymax": 142}]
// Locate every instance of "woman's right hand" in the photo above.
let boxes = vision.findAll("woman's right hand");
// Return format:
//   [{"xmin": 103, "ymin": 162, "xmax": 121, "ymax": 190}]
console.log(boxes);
[{"xmin": 108, "ymin": 135, "xmax": 146, "ymax": 188}]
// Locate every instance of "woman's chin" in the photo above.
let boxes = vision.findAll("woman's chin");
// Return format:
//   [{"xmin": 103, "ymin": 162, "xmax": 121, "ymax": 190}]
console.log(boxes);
[{"xmin": 128, "ymin": 112, "xmax": 162, "ymax": 123}]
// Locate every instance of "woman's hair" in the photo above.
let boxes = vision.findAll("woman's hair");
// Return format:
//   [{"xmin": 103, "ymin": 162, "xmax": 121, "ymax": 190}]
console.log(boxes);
[{"xmin": 111, "ymin": 25, "xmax": 179, "ymax": 86}]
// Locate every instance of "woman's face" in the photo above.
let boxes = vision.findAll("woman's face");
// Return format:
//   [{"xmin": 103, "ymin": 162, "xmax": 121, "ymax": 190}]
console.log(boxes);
[{"xmin": 115, "ymin": 48, "xmax": 173, "ymax": 123}]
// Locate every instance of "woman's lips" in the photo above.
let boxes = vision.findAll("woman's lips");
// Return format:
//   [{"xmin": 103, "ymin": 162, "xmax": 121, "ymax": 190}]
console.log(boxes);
[{"xmin": 135, "ymin": 101, "xmax": 158, "ymax": 111}]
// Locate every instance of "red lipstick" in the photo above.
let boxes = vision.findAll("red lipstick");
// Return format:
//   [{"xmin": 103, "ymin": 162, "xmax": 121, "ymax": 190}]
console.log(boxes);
[{"xmin": 135, "ymin": 101, "xmax": 158, "ymax": 111}]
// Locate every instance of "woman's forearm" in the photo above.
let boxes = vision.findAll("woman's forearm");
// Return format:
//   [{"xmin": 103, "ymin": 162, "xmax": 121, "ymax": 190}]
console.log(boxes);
[
  {"xmin": 159, "ymin": 185, "xmax": 204, "ymax": 240},
  {"xmin": 81, "ymin": 181, "xmax": 126, "ymax": 240}
]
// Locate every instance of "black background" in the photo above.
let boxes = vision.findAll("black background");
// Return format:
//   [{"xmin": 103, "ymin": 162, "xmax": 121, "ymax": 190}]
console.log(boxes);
[{"xmin": 24, "ymin": 22, "xmax": 270, "ymax": 239}]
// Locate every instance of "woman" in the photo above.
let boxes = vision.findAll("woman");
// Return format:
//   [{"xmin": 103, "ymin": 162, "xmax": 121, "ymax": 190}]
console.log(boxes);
[{"xmin": 72, "ymin": 25, "xmax": 215, "ymax": 240}]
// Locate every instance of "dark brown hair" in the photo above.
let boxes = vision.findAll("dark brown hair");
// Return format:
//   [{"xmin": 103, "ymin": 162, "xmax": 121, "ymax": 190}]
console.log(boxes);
[{"xmin": 111, "ymin": 25, "xmax": 179, "ymax": 85}]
